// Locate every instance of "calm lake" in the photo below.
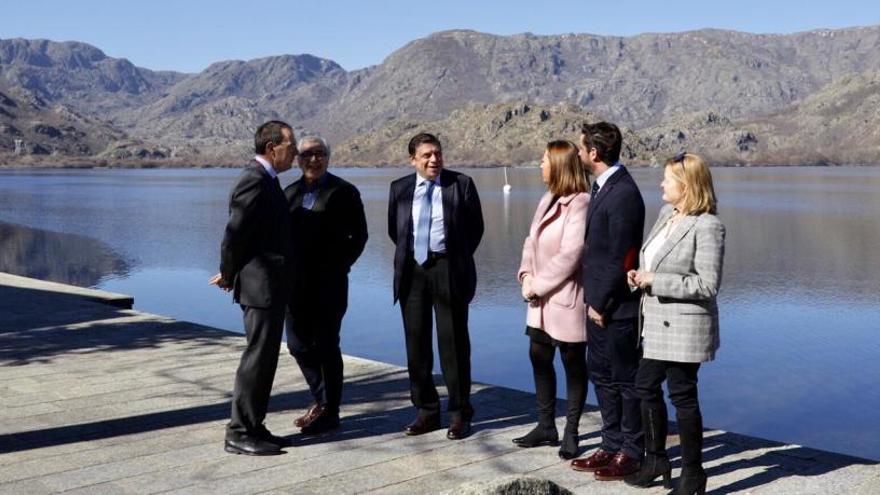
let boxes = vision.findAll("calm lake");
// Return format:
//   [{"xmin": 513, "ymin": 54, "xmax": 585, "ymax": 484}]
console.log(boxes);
[{"xmin": 1, "ymin": 165, "xmax": 878, "ymax": 460}]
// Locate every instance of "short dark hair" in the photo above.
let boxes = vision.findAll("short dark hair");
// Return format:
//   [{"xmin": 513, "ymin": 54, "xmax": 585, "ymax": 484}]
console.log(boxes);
[
  {"xmin": 255, "ymin": 120, "xmax": 292, "ymax": 155},
  {"xmin": 407, "ymin": 133, "xmax": 442, "ymax": 157},
  {"xmin": 581, "ymin": 122, "xmax": 622, "ymax": 165}
]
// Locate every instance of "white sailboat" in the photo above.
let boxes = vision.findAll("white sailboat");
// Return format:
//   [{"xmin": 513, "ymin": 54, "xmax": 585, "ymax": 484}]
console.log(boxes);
[{"xmin": 502, "ymin": 166, "xmax": 512, "ymax": 193}]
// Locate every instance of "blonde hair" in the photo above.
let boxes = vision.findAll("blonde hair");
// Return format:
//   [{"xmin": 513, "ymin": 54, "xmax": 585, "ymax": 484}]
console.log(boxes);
[
  {"xmin": 547, "ymin": 140, "xmax": 589, "ymax": 196},
  {"xmin": 664, "ymin": 152, "xmax": 717, "ymax": 215}
]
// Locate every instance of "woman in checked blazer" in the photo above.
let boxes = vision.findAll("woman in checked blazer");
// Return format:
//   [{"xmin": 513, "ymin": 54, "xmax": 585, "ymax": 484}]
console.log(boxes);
[
  {"xmin": 515, "ymin": 140, "xmax": 590, "ymax": 460},
  {"xmin": 625, "ymin": 152, "xmax": 725, "ymax": 495}
]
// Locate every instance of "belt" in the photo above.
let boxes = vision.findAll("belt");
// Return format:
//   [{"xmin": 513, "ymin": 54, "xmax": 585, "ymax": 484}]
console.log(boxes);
[
  {"xmin": 427, "ymin": 251, "xmax": 447, "ymax": 261},
  {"xmin": 409, "ymin": 251, "xmax": 447, "ymax": 262}
]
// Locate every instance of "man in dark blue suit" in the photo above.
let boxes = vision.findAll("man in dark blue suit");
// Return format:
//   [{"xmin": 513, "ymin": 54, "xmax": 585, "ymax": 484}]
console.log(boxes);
[
  {"xmin": 387, "ymin": 133, "xmax": 484, "ymax": 440},
  {"xmin": 570, "ymin": 122, "xmax": 646, "ymax": 479},
  {"xmin": 210, "ymin": 120, "xmax": 298, "ymax": 455}
]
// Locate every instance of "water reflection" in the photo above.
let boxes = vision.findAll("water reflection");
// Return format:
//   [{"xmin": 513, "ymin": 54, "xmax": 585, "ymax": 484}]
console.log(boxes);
[{"xmin": 0, "ymin": 220, "xmax": 129, "ymax": 287}]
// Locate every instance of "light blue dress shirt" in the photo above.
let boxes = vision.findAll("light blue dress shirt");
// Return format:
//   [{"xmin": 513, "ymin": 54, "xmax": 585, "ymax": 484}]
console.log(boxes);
[{"xmin": 411, "ymin": 173, "xmax": 446, "ymax": 253}]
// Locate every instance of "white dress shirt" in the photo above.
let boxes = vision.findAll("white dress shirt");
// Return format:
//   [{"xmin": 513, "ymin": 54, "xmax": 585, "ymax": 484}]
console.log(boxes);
[
  {"xmin": 593, "ymin": 163, "xmax": 621, "ymax": 194},
  {"xmin": 254, "ymin": 156, "xmax": 278, "ymax": 179},
  {"xmin": 411, "ymin": 173, "xmax": 446, "ymax": 253}
]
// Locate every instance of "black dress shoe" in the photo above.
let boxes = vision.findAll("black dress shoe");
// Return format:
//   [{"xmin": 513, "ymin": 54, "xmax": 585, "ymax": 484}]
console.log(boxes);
[
  {"xmin": 300, "ymin": 409, "xmax": 340, "ymax": 435},
  {"xmin": 224, "ymin": 436, "xmax": 283, "ymax": 456},
  {"xmin": 404, "ymin": 415, "xmax": 441, "ymax": 436},
  {"xmin": 446, "ymin": 418, "xmax": 472, "ymax": 440},
  {"xmin": 512, "ymin": 424, "xmax": 559, "ymax": 448},
  {"xmin": 255, "ymin": 429, "xmax": 291, "ymax": 447}
]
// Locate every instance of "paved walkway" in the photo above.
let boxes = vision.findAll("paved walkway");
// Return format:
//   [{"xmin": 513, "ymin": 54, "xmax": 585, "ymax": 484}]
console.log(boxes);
[{"xmin": 1, "ymin": 272, "xmax": 877, "ymax": 494}]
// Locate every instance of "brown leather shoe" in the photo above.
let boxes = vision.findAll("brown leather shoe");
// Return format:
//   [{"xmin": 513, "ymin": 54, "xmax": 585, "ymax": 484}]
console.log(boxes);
[
  {"xmin": 446, "ymin": 418, "xmax": 472, "ymax": 440},
  {"xmin": 294, "ymin": 403, "xmax": 323, "ymax": 428},
  {"xmin": 300, "ymin": 408, "xmax": 340, "ymax": 435},
  {"xmin": 571, "ymin": 449, "xmax": 616, "ymax": 472},
  {"xmin": 404, "ymin": 415, "xmax": 441, "ymax": 436},
  {"xmin": 594, "ymin": 452, "xmax": 641, "ymax": 480}
]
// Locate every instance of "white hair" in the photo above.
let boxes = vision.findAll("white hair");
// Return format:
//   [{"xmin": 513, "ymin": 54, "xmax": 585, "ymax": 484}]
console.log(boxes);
[{"xmin": 297, "ymin": 135, "xmax": 331, "ymax": 159}]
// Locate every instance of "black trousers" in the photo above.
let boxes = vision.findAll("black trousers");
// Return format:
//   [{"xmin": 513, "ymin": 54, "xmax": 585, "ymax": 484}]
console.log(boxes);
[
  {"xmin": 635, "ymin": 358, "xmax": 702, "ymax": 420},
  {"xmin": 400, "ymin": 256, "xmax": 472, "ymax": 419},
  {"xmin": 285, "ymin": 277, "xmax": 348, "ymax": 413},
  {"xmin": 587, "ymin": 316, "xmax": 643, "ymax": 458},
  {"xmin": 227, "ymin": 304, "xmax": 285, "ymax": 437}
]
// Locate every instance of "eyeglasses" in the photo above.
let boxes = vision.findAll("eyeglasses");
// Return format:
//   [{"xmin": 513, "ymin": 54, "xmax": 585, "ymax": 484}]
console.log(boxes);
[{"xmin": 299, "ymin": 149, "xmax": 327, "ymax": 160}]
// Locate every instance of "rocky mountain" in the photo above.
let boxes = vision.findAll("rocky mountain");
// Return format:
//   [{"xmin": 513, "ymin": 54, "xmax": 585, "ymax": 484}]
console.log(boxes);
[
  {"xmin": 333, "ymin": 102, "xmax": 600, "ymax": 166},
  {"xmin": 312, "ymin": 27, "xmax": 880, "ymax": 141},
  {"xmin": 0, "ymin": 80, "xmax": 123, "ymax": 157},
  {"xmin": 2, "ymin": 26, "xmax": 880, "ymax": 167},
  {"xmin": 0, "ymin": 38, "xmax": 184, "ymax": 116}
]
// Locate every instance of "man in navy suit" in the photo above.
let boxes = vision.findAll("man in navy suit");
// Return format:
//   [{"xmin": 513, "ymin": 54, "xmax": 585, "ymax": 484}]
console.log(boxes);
[
  {"xmin": 387, "ymin": 133, "xmax": 484, "ymax": 440},
  {"xmin": 570, "ymin": 122, "xmax": 646, "ymax": 479},
  {"xmin": 210, "ymin": 120, "xmax": 297, "ymax": 455}
]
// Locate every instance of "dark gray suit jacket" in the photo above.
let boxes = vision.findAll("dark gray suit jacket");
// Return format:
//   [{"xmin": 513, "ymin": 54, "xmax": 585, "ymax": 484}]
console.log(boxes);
[
  {"xmin": 219, "ymin": 161, "xmax": 293, "ymax": 308},
  {"xmin": 387, "ymin": 169, "xmax": 484, "ymax": 304}
]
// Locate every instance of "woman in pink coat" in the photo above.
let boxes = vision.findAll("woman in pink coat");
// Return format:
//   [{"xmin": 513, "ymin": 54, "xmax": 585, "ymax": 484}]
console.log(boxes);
[{"xmin": 514, "ymin": 140, "xmax": 590, "ymax": 459}]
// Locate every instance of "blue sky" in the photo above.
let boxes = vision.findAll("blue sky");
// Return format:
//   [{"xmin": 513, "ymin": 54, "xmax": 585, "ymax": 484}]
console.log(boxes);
[{"xmin": 2, "ymin": 0, "xmax": 879, "ymax": 73}]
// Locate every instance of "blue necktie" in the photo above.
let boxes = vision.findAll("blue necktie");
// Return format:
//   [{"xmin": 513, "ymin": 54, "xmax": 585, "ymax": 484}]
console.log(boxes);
[
  {"xmin": 414, "ymin": 180, "xmax": 435, "ymax": 265},
  {"xmin": 591, "ymin": 181, "xmax": 600, "ymax": 201}
]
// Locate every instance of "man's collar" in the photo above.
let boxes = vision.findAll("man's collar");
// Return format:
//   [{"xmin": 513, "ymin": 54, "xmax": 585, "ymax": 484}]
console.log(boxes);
[
  {"xmin": 304, "ymin": 172, "xmax": 329, "ymax": 191},
  {"xmin": 254, "ymin": 156, "xmax": 277, "ymax": 179},
  {"xmin": 415, "ymin": 170, "xmax": 441, "ymax": 187},
  {"xmin": 595, "ymin": 163, "xmax": 621, "ymax": 189}
]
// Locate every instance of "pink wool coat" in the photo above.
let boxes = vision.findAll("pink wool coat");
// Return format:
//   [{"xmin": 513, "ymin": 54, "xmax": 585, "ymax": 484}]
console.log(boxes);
[{"xmin": 517, "ymin": 191, "xmax": 589, "ymax": 343}]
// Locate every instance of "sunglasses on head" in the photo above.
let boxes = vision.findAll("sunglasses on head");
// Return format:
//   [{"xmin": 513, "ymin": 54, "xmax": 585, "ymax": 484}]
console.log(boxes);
[{"xmin": 673, "ymin": 151, "xmax": 687, "ymax": 172}]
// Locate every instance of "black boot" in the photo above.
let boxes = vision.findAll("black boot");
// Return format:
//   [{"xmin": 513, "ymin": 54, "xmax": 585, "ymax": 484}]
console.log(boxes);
[
  {"xmin": 557, "ymin": 423, "xmax": 579, "ymax": 459},
  {"xmin": 557, "ymin": 379, "xmax": 584, "ymax": 459},
  {"xmin": 668, "ymin": 415, "xmax": 706, "ymax": 495},
  {"xmin": 625, "ymin": 402, "xmax": 672, "ymax": 488},
  {"xmin": 513, "ymin": 369, "xmax": 558, "ymax": 447}
]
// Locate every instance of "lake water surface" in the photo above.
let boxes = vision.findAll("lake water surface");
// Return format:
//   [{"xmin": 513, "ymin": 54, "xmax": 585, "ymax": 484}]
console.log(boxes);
[{"xmin": 1, "ymin": 165, "xmax": 878, "ymax": 460}]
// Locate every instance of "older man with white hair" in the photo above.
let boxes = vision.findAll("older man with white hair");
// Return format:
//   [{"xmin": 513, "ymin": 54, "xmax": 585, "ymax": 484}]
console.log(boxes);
[{"xmin": 283, "ymin": 135, "xmax": 368, "ymax": 435}]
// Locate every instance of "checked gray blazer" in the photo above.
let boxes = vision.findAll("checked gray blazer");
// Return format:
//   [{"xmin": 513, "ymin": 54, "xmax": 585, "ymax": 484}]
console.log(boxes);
[{"xmin": 640, "ymin": 204, "xmax": 726, "ymax": 363}]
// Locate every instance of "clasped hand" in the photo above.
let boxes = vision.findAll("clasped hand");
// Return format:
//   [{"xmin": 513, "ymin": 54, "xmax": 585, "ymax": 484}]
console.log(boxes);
[
  {"xmin": 520, "ymin": 274, "xmax": 538, "ymax": 302},
  {"xmin": 627, "ymin": 269, "xmax": 654, "ymax": 289}
]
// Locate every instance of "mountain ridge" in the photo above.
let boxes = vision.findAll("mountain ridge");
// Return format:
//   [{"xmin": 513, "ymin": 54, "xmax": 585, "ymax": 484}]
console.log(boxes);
[{"xmin": 3, "ymin": 26, "xmax": 880, "ymax": 167}]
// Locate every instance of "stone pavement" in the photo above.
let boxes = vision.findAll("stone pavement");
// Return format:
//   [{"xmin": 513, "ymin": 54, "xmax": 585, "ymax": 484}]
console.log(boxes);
[{"xmin": 1, "ymin": 272, "xmax": 877, "ymax": 494}]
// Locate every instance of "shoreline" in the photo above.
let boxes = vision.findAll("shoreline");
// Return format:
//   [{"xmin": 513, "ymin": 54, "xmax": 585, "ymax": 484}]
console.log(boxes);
[
  {"xmin": 1, "ymin": 271, "xmax": 878, "ymax": 494},
  {"xmin": 1, "ymin": 161, "xmax": 877, "ymax": 170}
]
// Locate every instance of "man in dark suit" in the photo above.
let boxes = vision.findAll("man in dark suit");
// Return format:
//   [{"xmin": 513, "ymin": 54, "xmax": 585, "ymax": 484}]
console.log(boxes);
[
  {"xmin": 283, "ymin": 136, "xmax": 368, "ymax": 435},
  {"xmin": 570, "ymin": 122, "xmax": 646, "ymax": 479},
  {"xmin": 210, "ymin": 120, "xmax": 297, "ymax": 455},
  {"xmin": 388, "ymin": 133, "xmax": 484, "ymax": 440}
]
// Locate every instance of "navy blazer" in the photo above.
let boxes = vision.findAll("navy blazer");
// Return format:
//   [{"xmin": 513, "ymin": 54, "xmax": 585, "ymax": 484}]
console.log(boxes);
[
  {"xmin": 219, "ymin": 161, "xmax": 293, "ymax": 308},
  {"xmin": 582, "ymin": 165, "xmax": 646, "ymax": 320},
  {"xmin": 387, "ymin": 169, "xmax": 484, "ymax": 304}
]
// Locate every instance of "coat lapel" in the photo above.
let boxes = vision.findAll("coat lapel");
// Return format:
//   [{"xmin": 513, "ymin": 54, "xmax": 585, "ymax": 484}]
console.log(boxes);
[
  {"xmin": 642, "ymin": 207, "xmax": 675, "ymax": 250},
  {"xmin": 537, "ymin": 193, "xmax": 576, "ymax": 232},
  {"xmin": 286, "ymin": 180, "xmax": 304, "ymax": 209},
  {"xmin": 312, "ymin": 174, "xmax": 338, "ymax": 212},
  {"xmin": 585, "ymin": 166, "xmax": 628, "ymax": 234},
  {"xmin": 440, "ymin": 170, "xmax": 454, "ymax": 236},
  {"xmin": 650, "ymin": 215, "xmax": 698, "ymax": 270},
  {"xmin": 399, "ymin": 174, "xmax": 416, "ymax": 242}
]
